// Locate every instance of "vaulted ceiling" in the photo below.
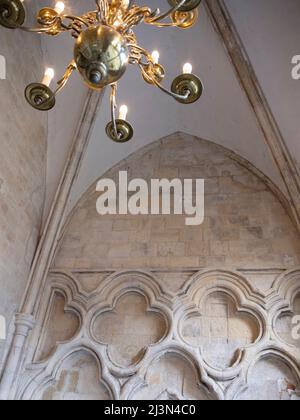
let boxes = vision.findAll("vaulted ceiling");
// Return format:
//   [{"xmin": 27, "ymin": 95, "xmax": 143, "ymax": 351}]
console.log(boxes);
[{"xmin": 35, "ymin": 0, "xmax": 300, "ymax": 219}]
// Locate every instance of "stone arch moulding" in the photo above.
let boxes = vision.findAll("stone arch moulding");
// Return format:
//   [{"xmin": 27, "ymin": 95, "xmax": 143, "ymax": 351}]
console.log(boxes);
[
  {"xmin": 18, "ymin": 344, "xmax": 120, "ymax": 401},
  {"xmin": 87, "ymin": 269, "xmax": 175, "ymax": 311},
  {"xmin": 270, "ymin": 269, "xmax": 300, "ymax": 310},
  {"xmin": 27, "ymin": 271, "xmax": 87, "ymax": 365},
  {"xmin": 177, "ymin": 269, "xmax": 268, "ymax": 310},
  {"xmin": 121, "ymin": 343, "xmax": 224, "ymax": 401},
  {"xmin": 175, "ymin": 269, "xmax": 268, "ymax": 380},
  {"xmin": 34, "ymin": 289, "xmax": 81, "ymax": 363},
  {"xmin": 226, "ymin": 348, "xmax": 300, "ymax": 401}
]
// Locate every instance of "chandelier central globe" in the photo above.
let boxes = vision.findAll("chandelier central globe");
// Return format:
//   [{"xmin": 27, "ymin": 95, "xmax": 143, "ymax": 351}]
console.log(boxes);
[{"xmin": 74, "ymin": 25, "xmax": 129, "ymax": 90}]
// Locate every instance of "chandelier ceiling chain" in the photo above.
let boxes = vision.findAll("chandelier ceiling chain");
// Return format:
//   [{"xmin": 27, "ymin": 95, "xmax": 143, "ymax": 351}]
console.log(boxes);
[{"xmin": 0, "ymin": 0, "xmax": 203, "ymax": 142}]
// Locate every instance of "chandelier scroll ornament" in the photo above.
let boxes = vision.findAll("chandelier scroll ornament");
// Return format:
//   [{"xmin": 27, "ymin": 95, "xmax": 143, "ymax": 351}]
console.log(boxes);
[{"xmin": 0, "ymin": 0, "xmax": 203, "ymax": 143}]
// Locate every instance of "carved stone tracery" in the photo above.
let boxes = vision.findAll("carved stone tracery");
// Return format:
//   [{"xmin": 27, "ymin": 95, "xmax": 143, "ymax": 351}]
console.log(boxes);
[{"xmin": 15, "ymin": 269, "xmax": 300, "ymax": 401}]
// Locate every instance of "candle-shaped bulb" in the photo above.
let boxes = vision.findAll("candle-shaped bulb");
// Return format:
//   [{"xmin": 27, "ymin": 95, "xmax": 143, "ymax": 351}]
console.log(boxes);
[
  {"xmin": 54, "ymin": 1, "xmax": 65, "ymax": 14},
  {"xmin": 119, "ymin": 105, "xmax": 128, "ymax": 121},
  {"xmin": 183, "ymin": 63, "xmax": 193, "ymax": 74},
  {"xmin": 42, "ymin": 68, "xmax": 55, "ymax": 87},
  {"xmin": 151, "ymin": 50, "xmax": 160, "ymax": 65}
]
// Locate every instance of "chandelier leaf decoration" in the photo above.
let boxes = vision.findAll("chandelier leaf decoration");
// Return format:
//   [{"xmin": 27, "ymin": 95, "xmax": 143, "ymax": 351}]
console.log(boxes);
[{"xmin": 0, "ymin": 0, "xmax": 203, "ymax": 142}]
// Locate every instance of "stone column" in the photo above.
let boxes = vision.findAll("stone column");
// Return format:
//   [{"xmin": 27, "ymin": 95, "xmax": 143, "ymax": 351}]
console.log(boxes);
[{"xmin": 0, "ymin": 314, "xmax": 35, "ymax": 400}]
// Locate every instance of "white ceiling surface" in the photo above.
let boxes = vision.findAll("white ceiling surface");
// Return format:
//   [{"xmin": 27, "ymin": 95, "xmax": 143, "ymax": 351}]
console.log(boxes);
[
  {"xmin": 225, "ymin": 0, "xmax": 300, "ymax": 169},
  {"xmin": 36, "ymin": 0, "xmax": 294, "ymax": 218}
]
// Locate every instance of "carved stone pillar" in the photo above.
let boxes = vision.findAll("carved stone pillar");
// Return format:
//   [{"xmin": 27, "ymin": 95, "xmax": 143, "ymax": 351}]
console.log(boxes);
[{"xmin": 0, "ymin": 314, "xmax": 35, "ymax": 400}]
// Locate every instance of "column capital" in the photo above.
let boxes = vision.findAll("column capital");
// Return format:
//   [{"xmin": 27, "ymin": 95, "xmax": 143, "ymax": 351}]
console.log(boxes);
[{"xmin": 14, "ymin": 313, "xmax": 36, "ymax": 331}]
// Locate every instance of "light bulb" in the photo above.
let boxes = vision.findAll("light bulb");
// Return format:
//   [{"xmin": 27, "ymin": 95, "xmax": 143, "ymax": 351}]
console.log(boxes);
[
  {"xmin": 151, "ymin": 50, "xmax": 160, "ymax": 65},
  {"xmin": 119, "ymin": 105, "xmax": 128, "ymax": 121},
  {"xmin": 54, "ymin": 1, "xmax": 65, "ymax": 14},
  {"xmin": 183, "ymin": 63, "xmax": 193, "ymax": 74},
  {"xmin": 42, "ymin": 68, "xmax": 55, "ymax": 87}
]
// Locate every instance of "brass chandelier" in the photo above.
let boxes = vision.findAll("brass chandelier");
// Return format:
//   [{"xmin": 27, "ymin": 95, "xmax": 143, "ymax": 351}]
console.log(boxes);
[{"xmin": 0, "ymin": 0, "xmax": 203, "ymax": 142}]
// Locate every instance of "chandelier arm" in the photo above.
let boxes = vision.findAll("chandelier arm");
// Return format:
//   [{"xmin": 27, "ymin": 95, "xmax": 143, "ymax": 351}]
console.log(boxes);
[
  {"xmin": 145, "ymin": 21, "xmax": 181, "ymax": 28},
  {"xmin": 18, "ymin": 14, "xmax": 89, "ymax": 36},
  {"xmin": 26, "ymin": 60, "xmax": 76, "ymax": 111},
  {"xmin": 139, "ymin": 64, "xmax": 189, "ymax": 101},
  {"xmin": 147, "ymin": 9, "xmax": 198, "ymax": 29},
  {"xmin": 110, "ymin": 84, "xmax": 121, "ymax": 140},
  {"xmin": 95, "ymin": 0, "xmax": 101, "ymax": 21},
  {"xmin": 128, "ymin": 44, "xmax": 152, "ymax": 62},
  {"xmin": 53, "ymin": 61, "xmax": 77, "ymax": 96},
  {"xmin": 95, "ymin": 0, "xmax": 109, "ymax": 23},
  {"xmin": 144, "ymin": 0, "xmax": 187, "ymax": 23},
  {"xmin": 123, "ymin": 15, "xmax": 144, "ymax": 30},
  {"xmin": 19, "ymin": 25, "xmax": 61, "ymax": 34},
  {"xmin": 122, "ymin": 7, "xmax": 152, "ymax": 31},
  {"xmin": 60, "ymin": 22, "xmax": 80, "ymax": 36},
  {"xmin": 104, "ymin": 0, "xmax": 109, "ymax": 21},
  {"xmin": 62, "ymin": 15, "xmax": 91, "ymax": 27}
]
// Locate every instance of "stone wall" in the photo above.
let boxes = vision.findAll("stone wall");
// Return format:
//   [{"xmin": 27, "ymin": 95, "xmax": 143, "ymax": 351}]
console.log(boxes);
[
  {"xmin": 16, "ymin": 133, "xmax": 300, "ymax": 400},
  {"xmin": 55, "ymin": 133, "xmax": 300, "ymax": 270},
  {"xmin": 0, "ymin": 23, "xmax": 47, "ymax": 370}
]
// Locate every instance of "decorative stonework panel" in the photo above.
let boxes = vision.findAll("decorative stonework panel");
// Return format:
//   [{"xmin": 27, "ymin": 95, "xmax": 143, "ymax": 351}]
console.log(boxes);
[
  {"xmin": 93, "ymin": 292, "xmax": 167, "ymax": 367},
  {"xmin": 132, "ymin": 353, "xmax": 212, "ymax": 400},
  {"xmin": 36, "ymin": 291, "xmax": 80, "ymax": 362},
  {"xmin": 182, "ymin": 292, "xmax": 259, "ymax": 369},
  {"xmin": 17, "ymin": 268, "xmax": 300, "ymax": 400},
  {"xmin": 236, "ymin": 357, "xmax": 300, "ymax": 401},
  {"xmin": 41, "ymin": 351, "xmax": 110, "ymax": 400}
]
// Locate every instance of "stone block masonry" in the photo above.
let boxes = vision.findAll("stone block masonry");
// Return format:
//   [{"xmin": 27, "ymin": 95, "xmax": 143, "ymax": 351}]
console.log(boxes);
[{"xmin": 0, "ymin": 23, "xmax": 47, "ymax": 372}]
